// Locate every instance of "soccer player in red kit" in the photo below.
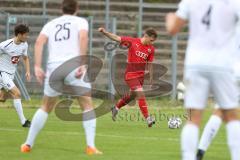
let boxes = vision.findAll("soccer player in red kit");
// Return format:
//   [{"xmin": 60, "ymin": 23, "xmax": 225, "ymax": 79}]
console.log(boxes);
[{"xmin": 98, "ymin": 27, "xmax": 157, "ymax": 127}]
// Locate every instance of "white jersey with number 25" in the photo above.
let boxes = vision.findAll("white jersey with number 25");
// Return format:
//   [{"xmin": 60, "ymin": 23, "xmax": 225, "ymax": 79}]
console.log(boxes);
[{"xmin": 40, "ymin": 15, "xmax": 89, "ymax": 64}]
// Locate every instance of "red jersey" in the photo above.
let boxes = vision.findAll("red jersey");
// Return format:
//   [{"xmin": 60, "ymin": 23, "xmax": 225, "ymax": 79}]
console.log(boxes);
[{"xmin": 120, "ymin": 36, "xmax": 155, "ymax": 80}]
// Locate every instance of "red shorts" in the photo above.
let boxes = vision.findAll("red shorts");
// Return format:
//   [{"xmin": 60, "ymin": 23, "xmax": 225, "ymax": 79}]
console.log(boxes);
[{"xmin": 125, "ymin": 72, "xmax": 144, "ymax": 90}]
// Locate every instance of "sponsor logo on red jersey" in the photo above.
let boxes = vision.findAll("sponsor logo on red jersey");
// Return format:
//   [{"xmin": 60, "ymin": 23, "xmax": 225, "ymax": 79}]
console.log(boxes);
[{"xmin": 136, "ymin": 51, "xmax": 148, "ymax": 60}]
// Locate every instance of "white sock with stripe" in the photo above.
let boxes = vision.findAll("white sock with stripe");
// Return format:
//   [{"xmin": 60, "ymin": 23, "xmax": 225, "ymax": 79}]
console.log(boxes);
[{"xmin": 198, "ymin": 115, "xmax": 222, "ymax": 151}]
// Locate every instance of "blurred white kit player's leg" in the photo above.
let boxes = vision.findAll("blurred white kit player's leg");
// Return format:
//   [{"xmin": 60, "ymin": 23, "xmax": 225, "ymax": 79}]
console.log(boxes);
[
  {"xmin": 22, "ymin": 65, "xmax": 102, "ymax": 154},
  {"xmin": 0, "ymin": 71, "xmax": 30, "ymax": 127}
]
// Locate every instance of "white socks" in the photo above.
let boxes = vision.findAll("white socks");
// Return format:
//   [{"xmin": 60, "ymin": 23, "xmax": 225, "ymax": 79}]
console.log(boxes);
[
  {"xmin": 25, "ymin": 108, "xmax": 48, "ymax": 147},
  {"xmin": 13, "ymin": 99, "xmax": 26, "ymax": 125},
  {"xmin": 181, "ymin": 123, "xmax": 199, "ymax": 160},
  {"xmin": 24, "ymin": 107, "xmax": 97, "ymax": 148},
  {"xmin": 226, "ymin": 121, "xmax": 240, "ymax": 160},
  {"xmin": 82, "ymin": 109, "xmax": 96, "ymax": 148},
  {"xmin": 198, "ymin": 115, "xmax": 222, "ymax": 151},
  {"xmin": 198, "ymin": 116, "xmax": 240, "ymax": 160}
]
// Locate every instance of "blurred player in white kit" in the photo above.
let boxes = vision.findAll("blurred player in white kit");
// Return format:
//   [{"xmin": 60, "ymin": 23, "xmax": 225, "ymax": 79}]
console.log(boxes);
[
  {"xmin": 166, "ymin": 0, "xmax": 240, "ymax": 160},
  {"xmin": 0, "ymin": 24, "xmax": 31, "ymax": 128}
]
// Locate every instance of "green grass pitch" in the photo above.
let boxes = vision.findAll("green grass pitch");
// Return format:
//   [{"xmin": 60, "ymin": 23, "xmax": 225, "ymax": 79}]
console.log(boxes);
[{"xmin": 0, "ymin": 98, "xmax": 230, "ymax": 160}]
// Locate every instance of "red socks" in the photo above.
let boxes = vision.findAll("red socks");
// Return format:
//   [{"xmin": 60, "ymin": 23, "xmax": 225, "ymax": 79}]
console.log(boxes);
[
  {"xmin": 138, "ymin": 97, "xmax": 149, "ymax": 119},
  {"xmin": 116, "ymin": 94, "xmax": 149, "ymax": 119},
  {"xmin": 116, "ymin": 94, "xmax": 131, "ymax": 109}
]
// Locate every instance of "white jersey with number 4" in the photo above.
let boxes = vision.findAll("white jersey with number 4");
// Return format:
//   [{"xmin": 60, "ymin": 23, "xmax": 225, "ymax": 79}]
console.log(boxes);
[
  {"xmin": 0, "ymin": 38, "xmax": 28, "ymax": 74},
  {"xmin": 176, "ymin": 0, "xmax": 240, "ymax": 71},
  {"xmin": 40, "ymin": 15, "xmax": 89, "ymax": 64}
]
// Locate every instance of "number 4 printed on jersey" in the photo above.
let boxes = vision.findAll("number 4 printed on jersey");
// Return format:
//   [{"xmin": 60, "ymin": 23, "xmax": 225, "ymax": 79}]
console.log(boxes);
[{"xmin": 202, "ymin": 5, "xmax": 212, "ymax": 30}]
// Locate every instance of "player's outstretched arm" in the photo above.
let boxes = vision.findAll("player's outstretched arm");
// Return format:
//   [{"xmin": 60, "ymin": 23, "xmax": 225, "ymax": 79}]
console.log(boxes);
[
  {"xmin": 98, "ymin": 27, "xmax": 121, "ymax": 42},
  {"xmin": 165, "ymin": 12, "xmax": 186, "ymax": 35},
  {"xmin": 23, "ymin": 56, "xmax": 31, "ymax": 82}
]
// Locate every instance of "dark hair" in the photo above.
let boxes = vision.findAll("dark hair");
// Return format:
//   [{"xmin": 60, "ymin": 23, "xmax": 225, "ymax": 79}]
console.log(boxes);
[
  {"xmin": 14, "ymin": 24, "xmax": 29, "ymax": 36},
  {"xmin": 62, "ymin": 0, "xmax": 78, "ymax": 14},
  {"xmin": 145, "ymin": 28, "xmax": 157, "ymax": 39}
]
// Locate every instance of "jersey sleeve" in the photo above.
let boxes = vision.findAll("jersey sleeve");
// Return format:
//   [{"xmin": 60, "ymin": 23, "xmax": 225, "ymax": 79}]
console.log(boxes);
[
  {"xmin": 40, "ymin": 22, "xmax": 51, "ymax": 37},
  {"xmin": 176, "ymin": 0, "xmax": 190, "ymax": 20},
  {"xmin": 77, "ymin": 18, "xmax": 89, "ymax": 32},
  {"xmin": 0, "ymin": 40, "xmax": 10, "ymax": 55},
  {"xmin": 120, "ymin": 36, "xmax": 135, "ymax": 44},
  {"xmin": 147, "ymin": 47, "xmax": 155, "ymax": 62}
]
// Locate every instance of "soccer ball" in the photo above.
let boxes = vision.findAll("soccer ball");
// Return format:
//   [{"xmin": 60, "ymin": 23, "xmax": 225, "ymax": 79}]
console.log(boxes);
[{"xmin": 168, "ymin": 117, "xmax": 182, "ymax": 129}]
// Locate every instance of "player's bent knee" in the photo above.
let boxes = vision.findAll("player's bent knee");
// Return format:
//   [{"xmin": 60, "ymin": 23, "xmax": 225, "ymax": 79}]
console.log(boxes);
[
  {"xmin": 187, "ymin": 119, "xmax": 201, "ymax": 127},
  {"xmin": 129, "ymin": 92, "xmax": 137, "ymax": 100},
  {"xmin": 12, "ymin": 90, "xmax": 21, "ymax": 99},
  {"xmin": 41, "ymin": 105, "xmax": 53, "ymax": 113},
  {"xmin": 223, "ymin": 109, "xmax": 239, "ymax": 122},
  {"xmin": 186, "ymin": 109, "xmax": 203, "ymax": 127},
  {"xmin": 133, "ymin": 88, "xmax": 145, "ymax": 99},
  {"xmin": 77, "ymin": 96, "xmax": 94, "ymax": 110}
]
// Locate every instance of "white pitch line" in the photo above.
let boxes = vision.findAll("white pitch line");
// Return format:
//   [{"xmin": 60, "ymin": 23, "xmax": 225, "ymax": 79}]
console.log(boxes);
[{"xmin": 0, "ymin": 127, "xmax": 227, "ymax": 145}]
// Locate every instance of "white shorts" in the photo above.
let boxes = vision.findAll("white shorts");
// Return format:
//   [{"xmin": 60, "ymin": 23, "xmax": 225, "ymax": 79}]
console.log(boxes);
[
  {"xmin": 184, "ymin": 69, "xmax": 239, "ymax": 110},
  {"xmin": 0, "ymin": 71, "xmax": 15, "ymax": 90},
  {"xmin": 44, "ymin": 63, "xmax": 91, "ymax": 97}
]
